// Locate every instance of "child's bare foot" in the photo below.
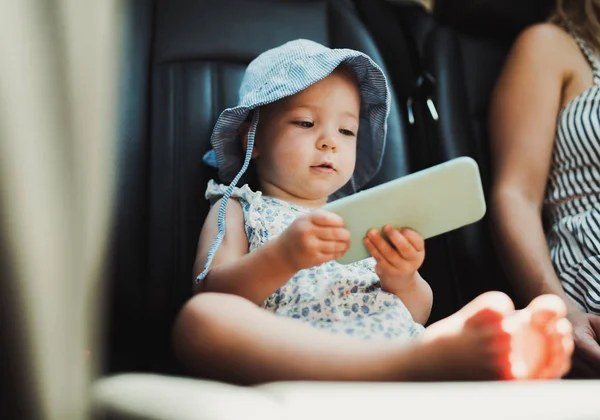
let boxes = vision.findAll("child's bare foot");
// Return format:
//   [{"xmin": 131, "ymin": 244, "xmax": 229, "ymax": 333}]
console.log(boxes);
[
  {"xmin": 506, "ymin": 294, "xmax": 573, "ymax": 379},
  {"xmin": 408, "ymin": 292, "xmax": 573, "ymax": 381}
]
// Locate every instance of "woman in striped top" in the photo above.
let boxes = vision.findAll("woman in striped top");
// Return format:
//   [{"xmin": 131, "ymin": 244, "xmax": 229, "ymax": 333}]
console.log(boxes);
[{"xmin": 490, "ymin": 0, "xmax": 600, "ymax": 378}]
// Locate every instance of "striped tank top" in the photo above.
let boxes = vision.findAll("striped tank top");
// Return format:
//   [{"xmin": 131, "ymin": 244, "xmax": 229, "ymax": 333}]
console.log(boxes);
[{"xmin": 544, "ymin": 27, "xmax": 600, "ymax": 314}]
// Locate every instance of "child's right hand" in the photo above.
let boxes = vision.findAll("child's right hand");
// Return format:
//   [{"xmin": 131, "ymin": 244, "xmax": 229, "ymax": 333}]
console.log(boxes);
[{"xmin": 277, "ymin": 210, "xmax": 351, "ymax": 271}]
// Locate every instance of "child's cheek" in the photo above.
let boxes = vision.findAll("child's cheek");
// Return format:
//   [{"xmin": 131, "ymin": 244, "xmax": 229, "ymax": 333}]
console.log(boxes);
[
  {"xmin": 280, "ymin": 137, "xmax": 308, "ymax": 158},
  {"xmin": 344, "ymin": 148, "xmax": 357, "ymax": 170},
  {"xmin": 276, "ymin": 145, "xmax": 304, "ymax": 169}
]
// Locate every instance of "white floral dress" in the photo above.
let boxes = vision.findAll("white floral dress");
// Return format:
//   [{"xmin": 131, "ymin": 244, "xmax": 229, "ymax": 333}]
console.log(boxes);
[{"xmin": 207, "ymin": 181, "xmax": 424, "ymax": 341}]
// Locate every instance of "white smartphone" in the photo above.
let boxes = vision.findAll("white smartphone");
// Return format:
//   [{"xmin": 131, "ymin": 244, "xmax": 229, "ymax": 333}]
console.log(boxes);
[{"xmin": 323, "ymin": 156, "xmax": 486, "ymax": 264}]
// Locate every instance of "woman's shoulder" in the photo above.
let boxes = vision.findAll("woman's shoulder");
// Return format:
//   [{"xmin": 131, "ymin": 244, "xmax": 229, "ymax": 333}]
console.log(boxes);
[
  {"xmin": 519, "ymin": 22, "xmax": 569, "ymax": 41},
  {"xmin": 512, "ymin": 23, "xmax": 578, "ymax": 60},
  {"xmin": 501, "ymin": 23, "xmax": 580, "ymax": 81}
]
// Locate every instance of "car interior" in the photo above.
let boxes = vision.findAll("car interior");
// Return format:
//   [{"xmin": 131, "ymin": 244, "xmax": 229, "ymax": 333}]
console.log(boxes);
[{"xmin": 2, "ymin": 0, "xmax": 600, "ymax": 419}]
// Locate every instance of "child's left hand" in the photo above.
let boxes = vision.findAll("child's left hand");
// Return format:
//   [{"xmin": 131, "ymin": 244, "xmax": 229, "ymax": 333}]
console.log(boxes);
[{"xmin": 363, "ymin": 225, "xmax": 425, "ymax": 287}]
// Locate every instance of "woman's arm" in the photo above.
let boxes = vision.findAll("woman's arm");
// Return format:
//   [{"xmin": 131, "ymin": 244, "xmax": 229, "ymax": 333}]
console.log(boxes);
[
  {"xmin": 490, "ymin": 24, "xmax": 600, "ymax": 376},
  {"xmin": 489, "ymin": 24, "xmax": 577, "ymax": 311},
  {"xmin": 193, "ymin": 198, "xmax": 297, "ymax": 305}
]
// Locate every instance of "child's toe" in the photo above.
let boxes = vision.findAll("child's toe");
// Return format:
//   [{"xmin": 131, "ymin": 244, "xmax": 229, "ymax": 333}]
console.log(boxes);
[
  {"xmin": 528, "ymin": 294, "xmax": 567, "ymax": 320},
  {"xmin": 534, "ymin": 318, "xmax": 574, "ymax": 379},
  {"xmin": 461, "ymin": 292, "xmax": 515, "ymax": 325}
]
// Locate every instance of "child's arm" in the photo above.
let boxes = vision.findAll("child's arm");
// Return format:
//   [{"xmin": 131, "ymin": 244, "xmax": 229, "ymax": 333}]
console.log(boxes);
[
  {"xmin": 193, "ymin": 198, "xmax": 295, "ymax": 304},
  {"xmin": 193, "ymin": 200, "xmax": 351, "ymax": 305},
  {"xmin": 363, "ymin": 226, "xmax": 432, "ymax": 325}
]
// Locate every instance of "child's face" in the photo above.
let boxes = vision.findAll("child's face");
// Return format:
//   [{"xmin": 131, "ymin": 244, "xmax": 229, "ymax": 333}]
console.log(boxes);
[{"xmin": 251, "ymin": 69, "xmax": 360, "ymax": 204}]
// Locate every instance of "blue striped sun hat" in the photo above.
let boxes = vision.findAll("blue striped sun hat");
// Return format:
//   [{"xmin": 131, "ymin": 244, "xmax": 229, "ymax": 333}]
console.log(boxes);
[{"xmin": 198, "ymin": 39, "xmax": 391, "ymax": 282}]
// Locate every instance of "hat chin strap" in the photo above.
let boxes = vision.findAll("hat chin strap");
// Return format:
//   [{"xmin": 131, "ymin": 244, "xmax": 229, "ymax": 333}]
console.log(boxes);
[{"xmin": 196, "ymin": 109, "xmax": 260, "ymax": 283}]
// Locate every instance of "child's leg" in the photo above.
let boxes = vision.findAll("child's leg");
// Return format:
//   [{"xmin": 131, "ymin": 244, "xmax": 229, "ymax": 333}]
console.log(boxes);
[
  {"xmin": 172, "ymin": 292, "xmax": 572, "ymax": 384},
  {"xmin": 172, "ymin": 292, "xmax": 423, "ymax": 383}
]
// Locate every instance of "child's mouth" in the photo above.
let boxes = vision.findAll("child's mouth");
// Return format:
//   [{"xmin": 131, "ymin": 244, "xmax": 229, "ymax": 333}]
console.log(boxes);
[{"xmin": 311, "ymin": 162, "xmax": 335, "ymax": 173}]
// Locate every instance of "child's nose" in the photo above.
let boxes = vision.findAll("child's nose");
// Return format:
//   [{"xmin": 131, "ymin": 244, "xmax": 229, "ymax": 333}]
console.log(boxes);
[{"xmin": 317, "ymin": 133, "xmax": 337, "ymax": 151}]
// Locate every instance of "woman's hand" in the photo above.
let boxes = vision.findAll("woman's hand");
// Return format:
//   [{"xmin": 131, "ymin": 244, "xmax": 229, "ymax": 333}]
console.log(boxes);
[
  {"xmin": 363, "ymin": 225, "xmax": 425, "ymax": 292},
  {"xmin": 566, "ymin": 311, "xmax": 600, "ymax": 378}
]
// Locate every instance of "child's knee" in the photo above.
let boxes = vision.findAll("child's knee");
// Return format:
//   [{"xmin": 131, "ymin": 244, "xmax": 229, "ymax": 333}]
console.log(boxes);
[
  {"xmin": 175, "ymin": 293, "xmax": 228, "ymax": 335},
  {"xmin": 173, "ymin": 293, "xmax": 250, "ymax": 348},
  {"xmin": 172, "ymin": 293, "xmax": 228, "ymax": 371}
]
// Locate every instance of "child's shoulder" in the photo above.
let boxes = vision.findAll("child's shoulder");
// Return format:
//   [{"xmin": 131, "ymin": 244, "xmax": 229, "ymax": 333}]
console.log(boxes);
[{"xmin": 205, "ymin": 179, "xmax": 263, "ymax": 207}]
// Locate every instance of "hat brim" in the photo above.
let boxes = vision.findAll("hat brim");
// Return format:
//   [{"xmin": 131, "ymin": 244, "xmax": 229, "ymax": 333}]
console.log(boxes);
[{"xmin": 209, "ymin": 49, "xmax": 390, "ymax": 198}]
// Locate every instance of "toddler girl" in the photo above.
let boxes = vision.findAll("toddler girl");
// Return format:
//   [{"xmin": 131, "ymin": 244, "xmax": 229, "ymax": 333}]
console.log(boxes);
[{"xmin": 173, "ymin": 39, "xmax": 573, "ymax": 383}]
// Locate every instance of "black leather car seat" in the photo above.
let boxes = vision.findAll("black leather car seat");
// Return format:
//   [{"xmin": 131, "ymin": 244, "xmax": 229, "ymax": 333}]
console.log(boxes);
[
  {"xmin": 404, "ymin": 0, "xmax": 556, "ymax": 309},
  {"xmin": 353, "ymin": 0, "xmax": 556, "ymax": 319},
  {"xmin": 353, "ymin": 0, "xmax": 465, "ymax": 322}
]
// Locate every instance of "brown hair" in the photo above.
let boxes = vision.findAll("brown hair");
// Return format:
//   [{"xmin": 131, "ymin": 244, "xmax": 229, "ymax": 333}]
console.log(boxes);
[
  {"xmin": 334, "ymin": 63, "xmax": 361, "ymax": 89},
  {"xmin": 549, "ymin": 0, "xmax": 600, "ymax": 54}
]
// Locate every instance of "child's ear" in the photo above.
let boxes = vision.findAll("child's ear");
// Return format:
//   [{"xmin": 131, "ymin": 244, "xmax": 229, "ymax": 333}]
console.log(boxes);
[{"xmin": 240, "ymin": 122, "xmax": 259, "ymax": 159}]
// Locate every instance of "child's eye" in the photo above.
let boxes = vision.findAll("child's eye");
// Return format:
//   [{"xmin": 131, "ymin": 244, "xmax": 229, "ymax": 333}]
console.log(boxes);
[
  {"xmin": 293, "ymin": 121, "xmax": 313, "ymax": 128},
  {"xmin": 339, "ymin": 129, "xmax": 356, "ymax": 137}
]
